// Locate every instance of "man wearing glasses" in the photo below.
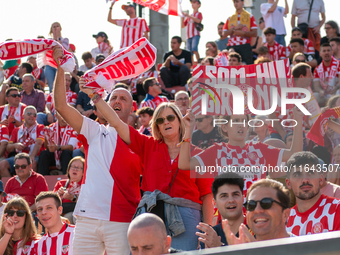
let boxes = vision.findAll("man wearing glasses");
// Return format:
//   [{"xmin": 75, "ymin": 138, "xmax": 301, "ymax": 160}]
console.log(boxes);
[
  {"xmin": 286, "ymin": 151, "xmax": 340, "ymax": 235},
  {"xmin": 0, "ymin": 87, "xmax": 26, "ymax": 136},
  {"xmin": 174, "ymin": 91, "xmax": 190, "ymax": 116},
  {"xmin": 139, "ymin": 77, "xmax": 169, "ymax": 110},
  {"xmin": 3, "ymin": 153, "xmax": 48, "ymax": 212},
  {"xmin": 223, "ymin": 178, "xmax": 292, "ymax": 244},
  {"xmin": 0, "ymin": 106, "xmax": 45, "ymax": 176}
]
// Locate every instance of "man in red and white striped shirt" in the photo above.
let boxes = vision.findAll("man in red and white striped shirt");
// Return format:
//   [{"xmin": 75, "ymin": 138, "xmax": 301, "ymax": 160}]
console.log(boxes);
[
  {"xmin": 263, "ymin": 27, "xmax": 286, "ymax": 61},
  {"xmin": 31, "ymin": 192, "xmax": 75, "ymax": 255},
  {"xmin": 108, "ymin": 1, "xmax": 149, "ymax": 49},
  {"xmin": 139, "ymin": 78, "xmax": 169, "ymax": 109}
]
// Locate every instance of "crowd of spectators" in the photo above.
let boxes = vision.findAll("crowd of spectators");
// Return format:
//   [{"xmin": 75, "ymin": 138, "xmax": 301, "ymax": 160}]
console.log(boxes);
[{"xmin": 0, "ymin": 0, "xmax": 340, "ymax": 254}]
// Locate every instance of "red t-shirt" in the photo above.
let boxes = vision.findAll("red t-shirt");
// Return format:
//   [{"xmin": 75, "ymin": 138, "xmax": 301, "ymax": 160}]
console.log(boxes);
[
  {"xmin": 4, "ymin": 171, "xmax": 48, "ymax": 206},
  {"xmin": 129, "ymin": 126, "xmax": 213, "ymax": 204},
  {"xmin": 53, "ymin": 179, "xmax": 83, "ymax": 203},
  {"xmin": 287, "ymin": 194, "xmax": 340, "ymax": 235}
]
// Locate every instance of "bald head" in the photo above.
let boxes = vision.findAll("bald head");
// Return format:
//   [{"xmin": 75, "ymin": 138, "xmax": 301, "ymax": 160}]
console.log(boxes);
[
  {"xmin": 128, "ymin": 213, "xmax": 171, "ymax": 255},
  {"xmin": 109, "ymin": 88, "xmax": 133, "ymax": 123}
]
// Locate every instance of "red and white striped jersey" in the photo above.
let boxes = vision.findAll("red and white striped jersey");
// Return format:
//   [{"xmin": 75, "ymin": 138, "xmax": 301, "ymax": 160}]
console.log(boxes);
[
  {"xmin": 287, "ymin": 38, "xmax": 315, "ymax": 55},
  {"xmin": 131, "ymin": 70, "xmax": 158, "ymax": 95},
  {"xmin": 287, "ymin": 194, "xmax": 340, "ymax": 236},
  {"xmin": 32, "ymin": 67, "xmax": 42, "ymax": 80},
  {"xmin": 75, "ymin": 117, "xmax": 142, "ymax": 222},
  {"xmin": 31, "ymin": 223, "xmax": 75, "ymax": 255},
  {"xmin": 314, "ymin": 57, "xmax": 340, "ymax": 95},
  {"xmin": 14, "ymin": 238, "xmax": 36, "ymax": 255},
  {"xmin": 194, "ymin": 141, "xmax": 284, "ymax": 197},
  {"xmin": 116, "ymin": 18, "xmax": 149, "ymax": 49},
  {"xmin": 46, "ymin": 90, "xmax": 77, "ymax": 113},
  {"xmin": 223, "ymin": 15, "xmax": 257, "ymax": 46},
  {"xmin": 139, "ymin": 95, "xmax": 169, "ymax": 109},
  {"xmin": 0, "ymin": 125, "xmax": 9, "ymax": 143},
  {"xmin": 184, "ymin": 12, "xmax": 203, "ymax": 39},
  {"xmin": 264, "ymin": 41, "xmax": 287, "ymax": 61}
]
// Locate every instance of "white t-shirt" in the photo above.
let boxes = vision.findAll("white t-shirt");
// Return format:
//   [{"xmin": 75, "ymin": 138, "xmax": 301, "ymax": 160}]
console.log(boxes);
[
  {"xmin": 261, "ymin": 3, "xmax": 286, "ymax": 35},
  {"xmin": 0, "ymin": 203, "xmax": 6, "ymax": 219}
]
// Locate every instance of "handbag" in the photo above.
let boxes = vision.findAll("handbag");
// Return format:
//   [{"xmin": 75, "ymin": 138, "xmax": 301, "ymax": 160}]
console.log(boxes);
[
  {"xmin": 298, "ymin": 0, "xmax": 314, "ymax": 38},
  {"xmin": 195, "ymin": 22, "xmax": 204, "ymax": 32}
]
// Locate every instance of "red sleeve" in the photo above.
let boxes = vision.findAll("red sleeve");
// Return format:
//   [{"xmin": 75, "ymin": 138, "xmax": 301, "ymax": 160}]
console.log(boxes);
[
  {"xmin": 128, "ymin": 125, "xmax": 153, "ymax": 161},
  {"xmin": 223, "ymin": 19, "xmax": 229, "ymax": 31},
  {"xmin": 250, "ymin": 15, "xmax": 257, "ymax": 29},
  {"xmin": 195, "ymin": 175, "xmax": 214, "ymax": 198},
  {"xmin": 36, "ymin": 125, "xmax": 45, "ymax": 140},
  {"xmin": 133, "ymin": 101, "xmax": 138, "ymax": 112},
  {"xmin": 46, "ymin": 94, "xmax": 52, "ymax": 105},
  {"xmin": 142, "ymin": 19, "xmax": 150, "ymax": 32},
  {"xmin": 53, "ymin": 180, "xmax": 62, "ymax": 193},
  {"xmin": 197, "ymin": 12, "xmax": 203, "ymax": 22},
  {"xmin": 184, "ymin": 17, "xmax": 188, "ymax": 26},
  {"xmin": 0, "ymin": 107, "xmax": 4, "ymax": 120},
  {"xmin": 33, "ymin": 175, "xmax": 48, "ymax": 197},
  {"xmin": 194, "ymin": 144, "xmax": 218, "ymax": 169},
  {"xmin": 0, "ymin": 125, "xmax": 9, "ymax": 143},
  {"xmin": 280, "ymin": 45, "xmax": 287, "ymax": 60},
  {"xmin": 20, "ymin": 104, "xmax": 26, "ymax": 121},
  {"xmin": 258, "ymin": 142, "xmax": 284, "ymax": 167},
  {"xmin": 70, "ymin": 92, "xmax": 77, "ymax": 106},
  {"xmin": 287, "ymin": 45, "xmax": 291, "ymax": 56},
  {"xmin": 10, "ymin": 128, "xmax": 19, "ymax": 143},
  {"xmin": 314, "ymin": 68, "xmax": 320, "ymax": 79}
]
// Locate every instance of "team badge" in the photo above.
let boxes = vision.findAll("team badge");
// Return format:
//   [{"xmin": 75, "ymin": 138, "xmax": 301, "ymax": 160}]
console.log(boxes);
[
  {"xmin": 23, "ymin": 245, "xmax": 31, "ymax": 254},
  {"xmin": 62, "ymin": 245, "xmax": 69, "ymax": 254},
  {"xmin": 311, "ymin": 222, "xmax": 324, "ymax": 234},
  {"xmin": 247, "ymin": 151, "xmax": 258, "ymax": 161}
]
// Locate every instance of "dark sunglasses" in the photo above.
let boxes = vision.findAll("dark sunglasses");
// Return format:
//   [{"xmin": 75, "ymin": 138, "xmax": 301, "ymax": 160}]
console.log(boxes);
[
  {"xmin": 244, "ymin": 198, "xmax": 286, "ymax": 211},
  {"xmin": 155, "ymin": 114, "xmax": 176, "ymax": 125},
  {"xmin": 295, "ymin": 59, "xmax": 306, "ymax": 63},
  {"xmin": 14, "ymin": 164, "xmax": 28, "ymax": 169},
  {"xmin": 151, "ymin": 82, "xmax": 160, "ymax": 87},
  {"xmin": 195, "ymin": 116, "xmax": 208, "ymax": 122},
  {"xmin": 26, "ymin": 112, "xmax": 37, "ymax": 117},
  {"xmin": 9, "ymin": 94, "xmax": 21, "ymax": 98},
  {"xmin": 6, "ymin": 210, "xmax": 26, "ymax": 217}
]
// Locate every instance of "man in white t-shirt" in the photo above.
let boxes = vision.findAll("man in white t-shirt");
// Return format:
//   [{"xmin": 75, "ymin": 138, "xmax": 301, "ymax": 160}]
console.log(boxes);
[{"xmin": 261, "ymin": 0, "xmax": 289, "ymax": 46}]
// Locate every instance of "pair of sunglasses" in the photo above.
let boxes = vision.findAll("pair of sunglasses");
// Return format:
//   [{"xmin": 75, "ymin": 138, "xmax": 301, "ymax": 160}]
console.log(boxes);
[
  {"xmin": 155, "ymin": 114, "xmax": 176, "ymax": 125},
  {"xmin": 195, "ymin": 116, "xmax": 208, "ymax": 122},
  {"xmin": 9, "ymin": 94, "xmax": 21, "ymax": 98},
  {"xmin": 26, "ymin": 112, "xmax": 37, "ymax": 117},
  {"xmin": 244, "ymin": 198, "xmax": 286, "ymax": 211},
  {"xmin": 14, "ymin": 164, "xmax": 28, "ymax": 170},
  {"xmin": 6, "ymin": 210, "xmax": 26, "ymax": 217}
]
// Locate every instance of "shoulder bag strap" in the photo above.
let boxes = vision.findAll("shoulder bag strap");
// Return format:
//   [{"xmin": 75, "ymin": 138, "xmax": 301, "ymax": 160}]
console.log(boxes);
[
  {"xmin": 308, "ymin": 0, "xmax": 314, "ymax": 23},
  {"xmin": 167, "ymin": 168, "xmax": 179, "ymax": 194}
]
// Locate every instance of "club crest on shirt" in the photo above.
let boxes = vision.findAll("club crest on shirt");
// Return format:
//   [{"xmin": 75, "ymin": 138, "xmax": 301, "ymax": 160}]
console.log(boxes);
[
  {"xmin": 311, "ymin": 222, "xmax": 324, "ymax": 234},
  {"xmin": 62, "ymin": 245, "xmax": 69, "ymax": 254},
  {"xmin": 247, "ymin": 151, "xmax": 258, "ymax": 161},
  {"xmin": 23, "ymin": 245, "xmax": 31, "ymax": 254}
]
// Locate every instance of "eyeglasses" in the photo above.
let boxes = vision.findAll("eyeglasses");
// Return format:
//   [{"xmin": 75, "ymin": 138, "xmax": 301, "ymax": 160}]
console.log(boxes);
[
  {"xmin": 295, "ymin": 59, "xmax": 306, "ymax": 63},
  {"xmin": 195, "ymin": 116, "xmax": 208, "ymax": 122},
  {"xmin": 155, "ymin": 114, "xmax": 176, "ymax": 125},
  {"xmin": 70, "ymin": 166, "xmax": 83, "ymax": 171},
  {"xmin": 244, "ymin": 198, "xmax": 286, "ymax": 211},
  {"xmin": 176, "ymin": 97, "xmax": 189, "ymax": 102},
  {"xmin": 14, "ymin": 164, "xmax": 28, "ymax": 169},
  {"xmin": 151, "ymin": 82, "xmax": 160, "ymax": 87},
  {"xmin": 6, "ymin": 210, "xmax": 26, "ymax": 217},
  {"xmin": 26, "ymin": 112, "xmax": 37, "ymax": 117},
  {"xmin": 9, "ymin": 94, "xmax": 21, "ymax": 98}
]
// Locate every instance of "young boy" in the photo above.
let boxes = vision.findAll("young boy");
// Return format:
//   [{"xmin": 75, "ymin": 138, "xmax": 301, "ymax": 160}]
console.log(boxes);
[
  {"xmin": 136, "ymin": 107, "xmax": 154, "ymax": 136},
  {"xmin": 182, "ymin": 0, "xmax": 203, "ymax": 62},
  {"xmin": 79, "ymin": 52, "xmax": 95, "ymax": 72}
]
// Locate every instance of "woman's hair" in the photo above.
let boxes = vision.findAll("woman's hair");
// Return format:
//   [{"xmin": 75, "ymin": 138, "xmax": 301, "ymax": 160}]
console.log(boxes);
[
  {"xmin": 326, "ymin": 20, "xmax": 340, "ymax": 36},
  {"xmin": 49, "ymin": 22, "xmax": 62, "ymax": 37},
  {"xmin": 202, "ymin": 56, "xmax": 215, "ymax": 66},
  {"xmin": 66, "ymin": 156, "xmax": 85, "ymax": 179},
  {"xmin": 1, "ymin": 197, "xmax": 37, "ymax": 255},
  {"xmin": 327, "ymin": 95, "xmax": 340, "ymax": 108},
  {"xmin": 151, "ymin": 103, "xmax": 185, "ymax": 142},
  {"xmin": 104, "ymin": 38, "xmax": 113, "ymax": 54},
  {"xmin": 205, "ymin": 41, "xmax": 219, "ymax": 57}
]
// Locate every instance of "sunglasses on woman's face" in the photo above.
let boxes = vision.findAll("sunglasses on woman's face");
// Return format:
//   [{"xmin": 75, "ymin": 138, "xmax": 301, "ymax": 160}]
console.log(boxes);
[
  {"xmin": 6, "ymin": 210, "xmax": 26, "ymax": 217},
  {"xmin": 295, "ymin": 59, "xmax": 306, "ymax": 63},
  {"xmin": 155, "ymin": 114, "xmax": 176, "ymax": 125},
  {"xmin": 244, "ymin": 198, "xmax": 285, "ymax": 211}
]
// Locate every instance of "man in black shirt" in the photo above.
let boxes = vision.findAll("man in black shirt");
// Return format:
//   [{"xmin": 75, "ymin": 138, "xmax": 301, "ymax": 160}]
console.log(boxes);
[
  {"xmin": 196, "ymin": 172, "xmax": 246, "ymax": 248},
  {"xmin": 160, "ymin": 36, "xmax": 192, "ymax": 88}
]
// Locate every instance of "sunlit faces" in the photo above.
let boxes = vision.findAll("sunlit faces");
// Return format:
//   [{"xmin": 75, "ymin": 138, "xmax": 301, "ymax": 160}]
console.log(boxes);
[
  {"xmin": 22, "ymin": 76, "xmax": 34, "ymax": 91},
  {"xmin": 6, "ymin": 207, "xmax": 26, "ymax": 231},
  {"xmin": 292, "ymin": 31, "xmax": 303, "ymax": 39},
  {"xmin": 96, "ymin": 36, "xmax": 105, "ymax": 44},
  {"xmin": 170, "ymin": 39, "xmax": 181, "ymax": 51},
  {"xmin": 139, "ymin": 113, "xmax": 153, "ymax": 128},
  {"xmin": 213, "ymin": 184, "xmax": 244, "ymax": 221},
  {"xmin": 36, "ymin": 197, "xmax": 63, "ymax": 233},
  {"xmin": 156, "ymin": 107, "xmax": 180, "ymax": 139},
  {"xmin": 6, "ymin": 90, "xmax": 21, "ymax": 107},
  {"xmin": 14, "ymin": 158, "xmax": 31, "ymax": 180},
  {"xmin": 68, "ymin": 159, "xmax": 84, "ymax": 183},
  {"xmin": 218, "ymin": 24, "xmax": 224, "ymax": 37},
  {"xmin": 228, "ymin": 56, "xmax": 241, "ymax": 66},
  {"xmin": 51, "ymin": 22, "xmax": 61, "ymax": 34},
  {"xmin": 233, "ymin": 0, "xmax": 244, "ymax": 10},
  {"xmin": 24, "ymin": 108, "xmax": 37, "ymax": 126},
  {"xmin": 290, "ymin": 42, "xmax": 304, "ymax": 54},
  {"xmin": 191, "ymin": 0, "xmax": 200, "ymax": 9},
  {"xmin": 84, "ymin": 58, "xmax": 93, "ymax": 69},
  {"xmin": 149, "ymin": 80, "xmax": 162, "ymax": 95},
  {"xmin": 109, "ymin": 89, "xmax": 133, "ymax": 123},
  {"xmin": 265, "ymin": 33, "xmax": 276, "ymax": 45},
  {"xmin": 320, "ymin": 46, "xmax": 332, "ymax": 62},
  {"xmin": 246, "ymin": 187, "xmax": 289, "ymax": 240},
  {"xmin": 286, "ymin": 165, "xmax": 323, "ymax": 201},
  {"xmin": 195, "ymin": 115, "xmax": 212, "ymax": 132},
  {"xmin": 64, "ymin": 73, "xmax": 72, "ymax": 90},
  {"xmin": 330, "ymin": 41, "xmax": 339, "ymax": 55},
  {"xmin": 221, "ymin": 115, "xmax": 248, "ymax": 142},
  {"xmin": 325, "ymin": 24, "xmax": 337, "ymax": 38}
]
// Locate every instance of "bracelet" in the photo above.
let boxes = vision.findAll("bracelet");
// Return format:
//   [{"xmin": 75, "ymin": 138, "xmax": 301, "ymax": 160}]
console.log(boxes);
[
  {"xmin": 92, "ymin": 93, "xmax": 101, "ymax": 104},
  {"xmin": 109, "ymin": 7, "xmax": 112, "ymax": 9},
  {"xmin": 176, "ymin": 138, "xmax": 191, "ymax": 147}
]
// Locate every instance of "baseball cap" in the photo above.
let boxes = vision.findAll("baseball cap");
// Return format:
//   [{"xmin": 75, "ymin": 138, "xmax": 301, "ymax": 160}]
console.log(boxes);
[
  {"xmin": 92, "ymin": 32, "xmax": 108, "ymax": 39},
  {"xmin": 292, "ymin": 27, "xmax": 302, "ymax": 33},
  {"xmin": 96, "ymin": 54, "xmax": 105, "ymax": 62},
  {"xmin": 0, "ymin": 180, "xmax": 7, "ymax": 197},
  {"xmin": 190, "ymin": 0, "xmax": 201, "ymax": 3},
  {"xmin": 69, "ymin": 44, "xmax": 76, "ymax": 52},
  {"xmin": 122, "ymin": 2, "xmax": 135, "ymax": 10}
]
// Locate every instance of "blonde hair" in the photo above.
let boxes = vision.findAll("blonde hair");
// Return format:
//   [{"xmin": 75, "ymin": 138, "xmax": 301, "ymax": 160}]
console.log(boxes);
[
  {"xmin": 151, "ymin": 103, "xmax": 185, "ymax": 142},
  {"xmin": 49, "ymin": 22, "xmax": 62, "ymax": 37},
  {"xmin": 1, "ymin": 198, "xmax": 38, "ymax": 255}
]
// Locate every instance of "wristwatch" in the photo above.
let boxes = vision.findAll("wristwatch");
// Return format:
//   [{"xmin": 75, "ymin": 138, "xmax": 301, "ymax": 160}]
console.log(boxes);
[
  {"xmin": 72, "ymin": 195, "xmax": 77, "ymax": 202},
  {"xmin": 58, "ymin": 145, "xmax": 61, "ymax": 151}
]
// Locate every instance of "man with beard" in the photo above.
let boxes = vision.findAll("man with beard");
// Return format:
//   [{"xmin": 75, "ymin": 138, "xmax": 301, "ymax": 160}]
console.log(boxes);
[{"xmin": 286, "ymin": 151, "xmax": 340, "ymax": 235}]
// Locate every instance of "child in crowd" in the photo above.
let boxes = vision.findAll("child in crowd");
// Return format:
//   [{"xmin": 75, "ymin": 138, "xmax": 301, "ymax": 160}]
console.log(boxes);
[{"xmin": 136, "ymin": 107, "xmax": 154, "ymax": 136}]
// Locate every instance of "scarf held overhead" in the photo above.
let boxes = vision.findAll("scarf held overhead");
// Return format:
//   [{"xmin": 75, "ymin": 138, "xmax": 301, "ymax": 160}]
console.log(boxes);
[
  {"xmin": 0, "ymin": 39, "xmax": 75, "ymax": 72},
  {"xmin": 83, "ymin": 37, "xmax": 156, "ymax": 98}
]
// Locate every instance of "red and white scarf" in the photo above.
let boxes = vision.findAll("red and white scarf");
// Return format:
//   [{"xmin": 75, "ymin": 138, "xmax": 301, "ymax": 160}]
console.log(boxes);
[
  {"xmin": 32, "ymin": 66, "xmax": 42, "ymax": 79},
  {"xmin": 17, "ymin": 123, "xmax": 37, "ymax": 154},
  {"xmin": 0, "ymin": 39, "xmax": 75, "ymax": 72},
  {"xmin": 1, "ymin": 104, "xmax": 23, "ymax": 122},
  {"xmin": 83, "ymin": 37, "xmax": 156, "ymax": 98},
  {"xmin": 215, "ymin": 51, "xmax": 229, "ymax": 66}
]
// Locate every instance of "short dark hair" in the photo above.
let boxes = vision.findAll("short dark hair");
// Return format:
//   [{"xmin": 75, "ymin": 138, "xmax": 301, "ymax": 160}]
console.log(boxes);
[
  {"xmin": 329, "ymin": 37, "xmax": 340, "ymax": 46},
  {"xmin": 246, "ymin": 179, "xmax": 290, "ymax": 210},
  {"xmin": 5, "ymin": 87, "xmax": 19, "ymax": 97},
  {"xmin": 114, "ymin": 82, "xmax": 129, "ymax": 90},
  {"xmin": 257, "ymin": 46, "xmax": 269, "ymax": 55},
  {"xmin": 81, "ymin": 51, "xmax": 92, "ymax": 61},
  {"xmin": 143, "ymin": 77, "xmax": 157, "ymax": 94},
  {"xmin": 292, "ymin": 63, "xmax": 311, "ymax": 79},
  {"xmin": 171, "ymin": 36, "xmax": 182, "ymax": 44},
  {"xmin": 228, "ymin": 52, "xmax": 242, "ymax": 63},
  {"xmin": 263, "ymin": 27, "xmax": 276, "ymax": 35},
  {"xmin": 203, "ymin": 56, "xmax": 215, "ymax": 65},
  {"xmin": 320, "ymin": 43, "xmax": 331, "ymax": 50},
  {"xmin": 14, "ymin": 152, "xmax": 31, "ymax": 165},
  {"xmin": 137, "ymin": 107, "xmax": 154, "ymax": 117},
  {"xmin": 21, "ymin": 62, "xmax": 33, "ymax": 74},
  {"xmin": 218, "ymin": 22, "xmax": 225, "ymax": 27},
  {"xmin": 286, "ymin": 151, "xmax": 320, "ymax": 176},
  {"xmin": 36, "ymin": 191, "xmax": 62, "ymax": 208},
  {"xmin": 211, "ymin": 172, "xmax": 244, "ymax": 199},
  {"xmin": 290, "ymin": 38, "xmax": 304, "ymax": 46}
]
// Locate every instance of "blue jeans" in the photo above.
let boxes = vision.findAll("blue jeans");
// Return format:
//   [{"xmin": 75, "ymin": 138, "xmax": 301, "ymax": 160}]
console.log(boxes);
[
  {"xmin": 275, "ymin": 34, "xmax": 286, "ymax": 47},
  {"xmin": 72, "ymin": 149, "xmax": 85, "ymax": 159},
  {"xmin": 45, "ymin": 65, "xmax": 57, "ymax": 93},
  {"xmin": 37, "ymin": 112, "xmax": 55, "ymax": 126},
  {"xmin": 186, "ymin": 35, "xmax": 200, "ymax": 53},
  {"xmin": 169, "ymin": 206, "xmax": 201, "ymax": 251}
]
